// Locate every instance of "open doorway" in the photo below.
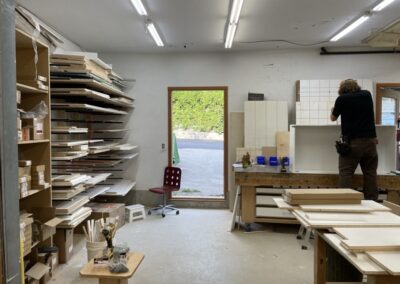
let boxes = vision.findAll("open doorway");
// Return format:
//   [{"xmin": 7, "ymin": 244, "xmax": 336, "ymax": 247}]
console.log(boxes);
[
  {"xmin": 168, "ymin": 87, "xmax": 228, "ymax": 200},
  {"xmin": 376, "ymin": 83, "xmax": 400, "ymax": 169}
]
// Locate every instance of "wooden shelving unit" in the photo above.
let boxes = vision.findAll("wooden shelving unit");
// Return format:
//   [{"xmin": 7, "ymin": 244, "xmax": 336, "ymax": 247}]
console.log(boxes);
[
  {"xmin": 16, "ymin": 29, "xmax": 54, "ymax": 271},
  {"xmin": 50, "ymin": 55, "xmax": 138, "ymax": 200}
]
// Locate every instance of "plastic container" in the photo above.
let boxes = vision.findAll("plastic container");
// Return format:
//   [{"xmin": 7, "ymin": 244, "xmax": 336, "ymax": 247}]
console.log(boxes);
[
  {"xmin": 256, "ymin": 156, "xmax": 266, "ymax": 165},
  {"xmin": 86, "ymin": 240, "xmax": 107, "ymax": 261},
  {"xmin": 269, "ymin": 156, "xmax": 279, "ymax": 166}
]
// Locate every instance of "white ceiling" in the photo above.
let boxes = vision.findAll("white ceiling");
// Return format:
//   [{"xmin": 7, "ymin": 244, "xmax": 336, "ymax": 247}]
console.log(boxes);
[{"xmin": 16, "ymin": 0, "xmax": 400, "ymax": 53}]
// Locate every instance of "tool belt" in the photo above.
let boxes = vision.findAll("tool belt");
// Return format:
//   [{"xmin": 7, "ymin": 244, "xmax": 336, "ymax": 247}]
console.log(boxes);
[{"xmin": 335, "ymin": 136, "xmax": 351, "ymax": 156}]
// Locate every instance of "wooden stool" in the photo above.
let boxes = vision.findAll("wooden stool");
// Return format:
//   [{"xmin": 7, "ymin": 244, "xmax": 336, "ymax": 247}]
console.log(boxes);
[{"xmin": 80, "ymin": 252, "xmax": 144, "ymax": 284}]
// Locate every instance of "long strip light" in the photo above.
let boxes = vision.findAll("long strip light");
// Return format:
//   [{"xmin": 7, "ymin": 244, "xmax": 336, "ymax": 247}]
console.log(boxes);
[
  {"xmin": 146, "ymin": 22, "xmax": 164, "ymax": 47},
  {"xmin": 130, "ymin": 0, "xmax": 148, "ymax": 16},
  {"xmin": 372, "ymin": 0, "xmax": 395, "ymax": 11},
  {"xmin": 330, "ymin": 15, "xmax": 370, "ymax": 42},
  {"xmin": 225, "ymin": 0, "xmax": 244, "ymax": 49},
  {"xmin": 225, "ymin": 24, "xmax": 237, "ymax": 48}
]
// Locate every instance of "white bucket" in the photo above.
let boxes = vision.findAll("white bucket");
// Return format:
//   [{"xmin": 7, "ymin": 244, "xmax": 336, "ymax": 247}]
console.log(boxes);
[{"xmin": 86, "ymin": 241, "xmax": 107, "ymax": 261}]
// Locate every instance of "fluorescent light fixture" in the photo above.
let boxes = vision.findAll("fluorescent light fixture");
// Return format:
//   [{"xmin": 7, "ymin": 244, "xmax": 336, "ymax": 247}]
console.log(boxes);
[
  {"xmin": 372, "ymin": 0, "xmax": 395, "ymax": 11},
  {"xmin": 229, "ymin": 0, "xmax": 244, "ymax": 24},
  {"xmin": 330, "ymin": 15, "xmax": 370, "ymax": 41},
  {"xmin": 225, "ymin": 0, "xmax": 244, "ymax": 48},
  {"xmin": 130, "ymin": 0, "xmax": 148, "ymax": 16},
  {"xmin": 146, "ymin": 22, "xmax": 164, "ymax": 47},
  {"xmin": 225, "ymin": 24, "xmax": 237, "ymax": 48}
]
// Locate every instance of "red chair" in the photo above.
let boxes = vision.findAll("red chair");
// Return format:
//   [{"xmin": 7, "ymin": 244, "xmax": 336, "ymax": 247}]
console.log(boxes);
[{"xmin": 148, "ymin": 166, "xmax": 182, "ymax": 217}]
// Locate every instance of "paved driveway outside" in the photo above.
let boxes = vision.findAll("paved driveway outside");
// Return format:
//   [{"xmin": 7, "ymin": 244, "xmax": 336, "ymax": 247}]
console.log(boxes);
[{"xmin": 173, "ymin": 139, "xmax": 224, "ymax": 197}]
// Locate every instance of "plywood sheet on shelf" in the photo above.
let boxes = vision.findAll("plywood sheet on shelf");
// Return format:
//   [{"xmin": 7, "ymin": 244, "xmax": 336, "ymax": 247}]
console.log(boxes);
[
  {"xmin": 294, "ymin": 210, "xmax": 400, "ymax": 228},
  {"xmin": 100, "ymin": 180, "xmax": 136, "ymax": 196},
  {"xmin": 52, "ymin": 174, "xmax": 90, "ymax": 187},
  {"xmin": 323, "ymin": 234, "xmax": 386, "ymax": 275},
  {"xmin": 285, "ymin": 188, "xmax": 363, "ymax": 200},
  {"xmin": 299, "ymin": 200, "xmax": 391, "ymax": 213},
  {"xmin": 53, "ymin": 195, "xmax": 89, "ymax": 215},
  {"xmin": 366, "ymin": 251, "xmax": 400, "ymax": 275},
  {"xmin": 51, "ymin": 103, "xmax": 127, "ymax": 115}
]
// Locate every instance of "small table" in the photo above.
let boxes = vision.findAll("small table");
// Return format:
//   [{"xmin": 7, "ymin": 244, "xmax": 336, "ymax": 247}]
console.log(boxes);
[{"xmin": 80, "ymin": 252, "xmax": 144, "ymax": 284}]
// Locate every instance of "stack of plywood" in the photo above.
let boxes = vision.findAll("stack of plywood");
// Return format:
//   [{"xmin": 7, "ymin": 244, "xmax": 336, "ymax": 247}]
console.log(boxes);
[
  {"xmin": 283, "ymin": 188, "xmax": 363, "ymax": 205},
  {"xmin": 332, "ymin": 227, "xmax": 400, "ymax": 275},
  {"xmin": 51, "ymin": 54, "xmax": 112, "ymax": 83}
]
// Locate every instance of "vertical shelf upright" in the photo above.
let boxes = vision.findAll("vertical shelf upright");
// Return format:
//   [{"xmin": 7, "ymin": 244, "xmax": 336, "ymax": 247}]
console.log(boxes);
[{"xmin": 16, "ymin": 29, "xmax": 54, "ymax": 269}]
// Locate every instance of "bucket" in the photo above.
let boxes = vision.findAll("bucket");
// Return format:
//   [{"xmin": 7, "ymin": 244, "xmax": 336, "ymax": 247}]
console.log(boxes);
[{"xmin": 86, "ymin": 241, "xmax": 107, "ymax": 261}]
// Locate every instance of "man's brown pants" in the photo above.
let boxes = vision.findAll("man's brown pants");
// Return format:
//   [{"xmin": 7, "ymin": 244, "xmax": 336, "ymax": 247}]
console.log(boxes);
[{"xmin": 338, "ymin": 138, "xmax": 378, "ymax": 200}]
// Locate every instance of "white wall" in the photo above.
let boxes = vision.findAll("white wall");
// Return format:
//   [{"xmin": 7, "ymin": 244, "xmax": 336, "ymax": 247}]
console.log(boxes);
[{"xmin": 100, "ymin": 49, "xmax": 400, "ymax": 191}]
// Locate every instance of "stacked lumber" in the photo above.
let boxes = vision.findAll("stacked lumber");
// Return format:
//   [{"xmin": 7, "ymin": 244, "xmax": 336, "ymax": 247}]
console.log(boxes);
[
  {"xmin": 56, "ymin": 207, "xmax": 92, "ymax": 229},
  {"xmin": 283, "ymin": 188, "xmax": 363, "ymax": 205},
  {"xmin": 331, "ymin": 227, "xmax": 400, "ymax": 275},
  {"xmin": 51, "ymin": 126, "xmax": 88, "ymax": 134},
  {"xmin": 51, "ymin": 54, "xmax": 112, "ymax": 83},
  {"xmin": 52, "ymin": 174, "xmax": 90, "ymax": 187}
]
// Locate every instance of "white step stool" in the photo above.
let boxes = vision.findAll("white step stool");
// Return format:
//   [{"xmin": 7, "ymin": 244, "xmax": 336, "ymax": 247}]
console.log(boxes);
[{"xmin": 125, "ymin": 204, "xmax": 146, "ymax": 222}]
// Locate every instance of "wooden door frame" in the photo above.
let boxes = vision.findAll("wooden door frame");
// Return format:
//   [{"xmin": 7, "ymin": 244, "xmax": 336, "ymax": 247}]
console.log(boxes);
[
  {"xmin": 375, "ymin": 83, "xmax": 400, "ymax": 124},
  {"xmin": 168, "ymin": 86, "xmax": 228, "ymax": 201}
]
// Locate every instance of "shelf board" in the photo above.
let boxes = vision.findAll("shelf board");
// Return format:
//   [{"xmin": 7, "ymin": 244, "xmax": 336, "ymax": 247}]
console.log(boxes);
[
  {"xmin": 51, "ymin": 88, "xmax": 134, "ymax": 108},
  {"xmin": 100, "ymin": 180, "xmax": 136, "ymax": 196},
  {"xmin": 52, "ymin": 152, "xmax": 88, "ymax": 161},
  {"xmin": 51, "ymin": 78, "xmax": 130, "ymax": 99},
  {"xmin": 17, "ymin": 83, "xmax": 48, "ymax": 94},
  {"xmin": 52, "ymin": 118, "xmax": 124, "ymax": 124},
  {"xmin": 80, "ymin": 185, "xmax": 110, "ymax": 199},
  {"xmin": 52, "ymin": 103, "xmax": 128, "ymax": 115},
  {"xmin": 20, "ymin": 190, "xmax": 41, "ymax": 199},
  {"xmin": 18, "ymin": 139, "xmax": 50, "ymax": 145}
]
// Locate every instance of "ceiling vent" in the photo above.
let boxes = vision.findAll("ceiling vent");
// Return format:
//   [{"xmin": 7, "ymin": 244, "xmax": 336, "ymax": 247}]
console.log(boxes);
[{"xmin": 366, "ymin": 19, "xmax": 400, "ymax": 47}]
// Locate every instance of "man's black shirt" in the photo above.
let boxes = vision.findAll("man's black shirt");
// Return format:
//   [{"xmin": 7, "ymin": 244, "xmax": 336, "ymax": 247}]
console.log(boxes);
[{"xmin": 332, "ymin": 90, "xmax": 377, "ymax": 139}]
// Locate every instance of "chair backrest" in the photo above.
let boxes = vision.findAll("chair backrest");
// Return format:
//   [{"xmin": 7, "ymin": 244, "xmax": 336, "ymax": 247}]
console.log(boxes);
[{"xmin": 163, "ymin": 166, "xmax": 182, "ymax": 189}]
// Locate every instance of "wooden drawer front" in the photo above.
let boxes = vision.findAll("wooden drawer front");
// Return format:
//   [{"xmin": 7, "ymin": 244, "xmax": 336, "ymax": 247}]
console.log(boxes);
[
  {"xmin": 256, "ymin": 207, "xmax": 295, "ymax": 219},
  {"xmin": 256, "ymin": 187, "xmax": 284, "ymax": 195},
  {"xmin": 256, "ymin": 195, "xmax": 277, "ymax": 206}
]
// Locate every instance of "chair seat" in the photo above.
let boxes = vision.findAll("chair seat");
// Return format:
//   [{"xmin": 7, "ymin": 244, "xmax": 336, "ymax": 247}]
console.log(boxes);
[{"xmin": 149, "ymin": 186, "xmax": 179, "ymax": 194}]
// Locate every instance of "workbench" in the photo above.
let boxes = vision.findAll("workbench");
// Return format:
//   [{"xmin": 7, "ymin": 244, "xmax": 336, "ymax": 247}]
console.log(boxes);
[{"xmin": 232, "ymin": 165, "xmax": 400, "ymax": 231}]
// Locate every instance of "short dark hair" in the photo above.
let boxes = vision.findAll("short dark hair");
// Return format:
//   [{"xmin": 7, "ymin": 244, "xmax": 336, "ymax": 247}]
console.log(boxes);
[{"xmin": 338, "ymin": 79, "xmax": 361, "ymax": 95}]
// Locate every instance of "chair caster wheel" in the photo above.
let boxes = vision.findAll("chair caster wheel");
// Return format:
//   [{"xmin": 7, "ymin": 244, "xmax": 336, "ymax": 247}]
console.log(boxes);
[
  {"xmin": 148, "ymin": 210, "xmax": 151, "ymax": 215},
  {"xmin": 301, "ymin": 245, "xmax": 308, "ymax": 250},
  {"xmin": 176, "ymin": 211, "xmax": 179, "ymax": 215},
  {"xmin": 296, "ymin": 236, "xmax": 302, "ymax": 240},
  {"xmin": 162, "ymin": 214, "xmax": 165, "ymax": 218}
]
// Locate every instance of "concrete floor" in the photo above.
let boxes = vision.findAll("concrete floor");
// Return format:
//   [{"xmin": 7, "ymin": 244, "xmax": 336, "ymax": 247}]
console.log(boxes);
[{"xmin": 51, "ymin": 209, "xmax": 313, "ymax": 284}]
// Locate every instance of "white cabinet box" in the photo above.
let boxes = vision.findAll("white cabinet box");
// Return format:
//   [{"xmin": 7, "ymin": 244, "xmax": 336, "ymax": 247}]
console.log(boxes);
[{"xmin": 289, "ymin": 125, "xmax": 396, "ymax": 174}]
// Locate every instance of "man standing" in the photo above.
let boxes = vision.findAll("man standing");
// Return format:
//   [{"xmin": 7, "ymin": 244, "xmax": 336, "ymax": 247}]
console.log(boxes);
[{"xmin": 330, "ymin": 79, "xmax": 378, "ymax": 200}]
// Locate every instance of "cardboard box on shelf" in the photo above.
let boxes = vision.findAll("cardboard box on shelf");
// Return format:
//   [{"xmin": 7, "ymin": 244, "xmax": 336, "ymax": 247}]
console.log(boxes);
[
  {"xmin": 19, "ymin": 176, "xmax": 32, "ymax": 198},
  {"xmin": 53, "ymin": 229, "xmax": 73, "ymax": 264},
  {"xmin": 19, "ymin": 160, "xmax": 32, "ymax": 167},
  {"xmin": 16, "ymin": 90, "xmax": 21, "ymax": 104},
  {"xmin": 22, "ymin": 126, "xmax": 30, "ymax": 141},
  {"xmin": 17, "ymin": 117, "xmax": 22, "ymax": 130},
  {"xmin": 18, "ymin": 129, "xmax": 23, "ymax": 141},
  {"xmin": 31, "ymin": 165, "xmax": 46, "ymax": 187},
  {"xmin": 22, "ymin": 118, "xmax": 45, "ymax": 140},
  {"xmin": 19, "ymin": 165, "xmax": 31, "ymax": 178}
]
